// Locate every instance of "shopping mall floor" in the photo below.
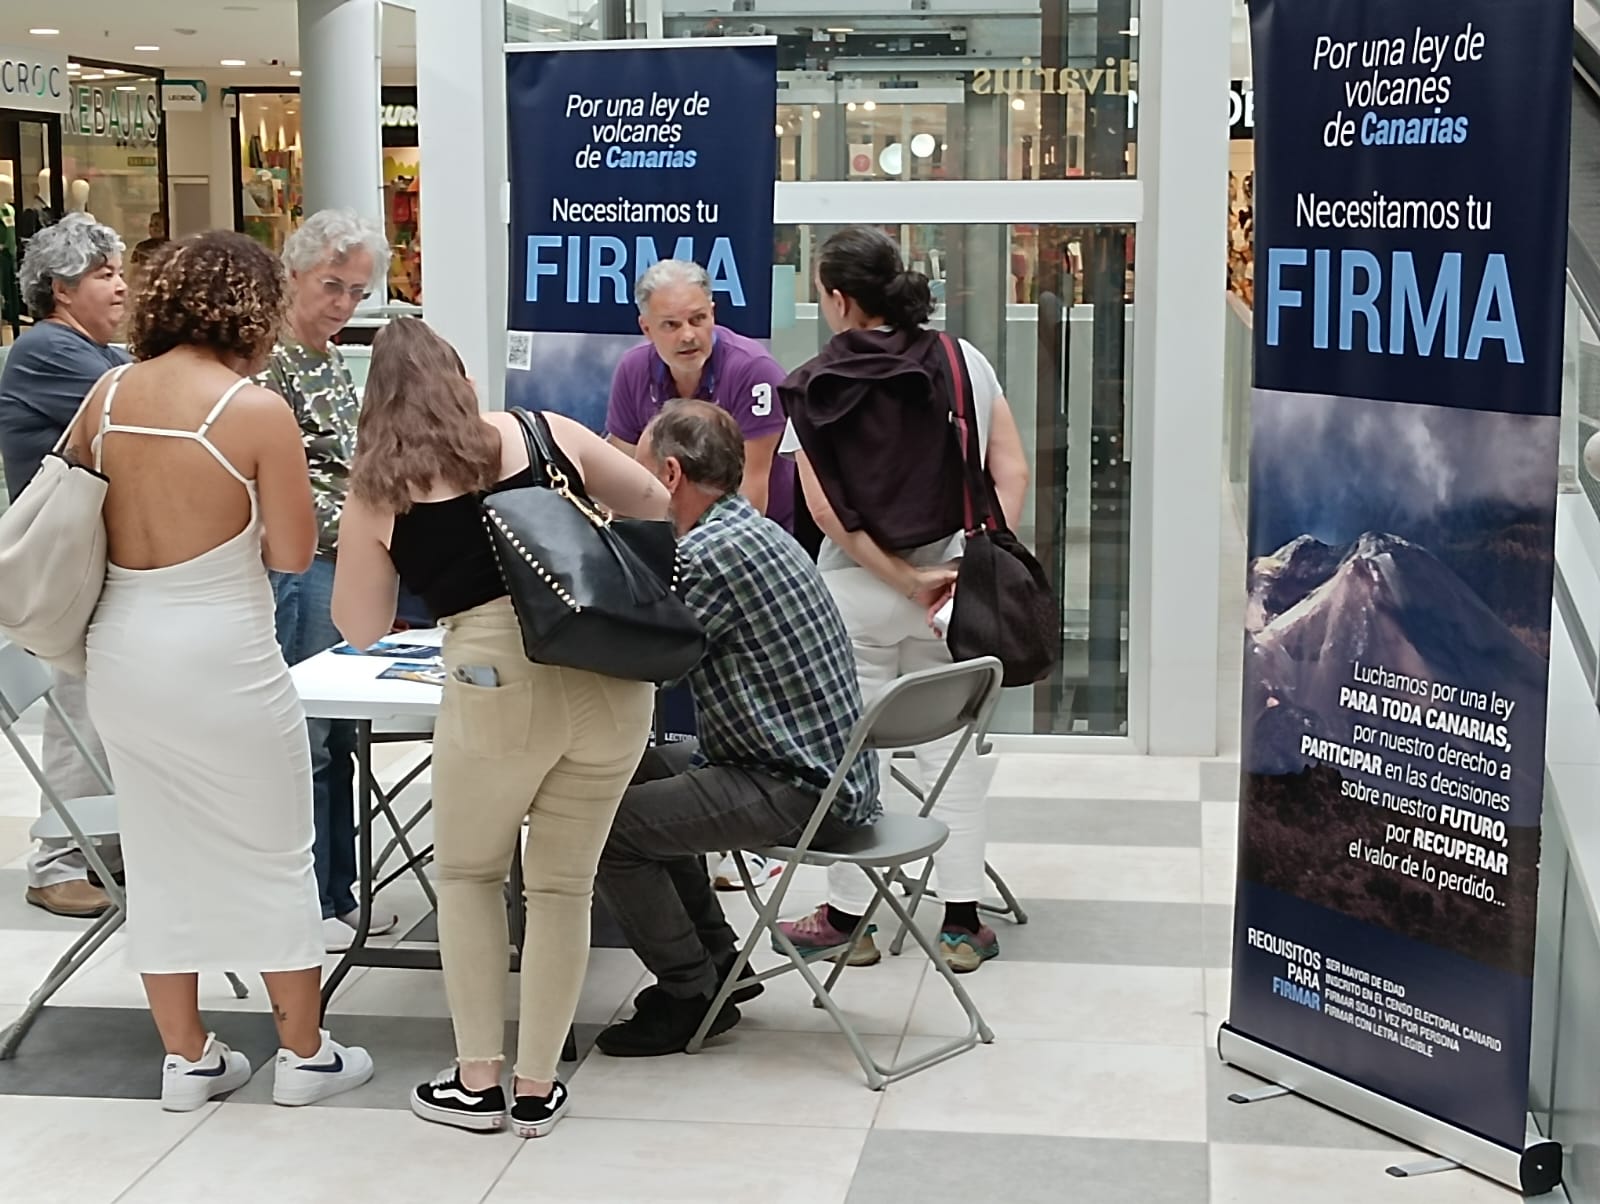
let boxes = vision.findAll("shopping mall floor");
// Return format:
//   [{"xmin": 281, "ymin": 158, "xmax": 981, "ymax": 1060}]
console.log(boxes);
[{"xmin": 0, "ymin": 490, "xmax": 1520, "ymax": 1204}]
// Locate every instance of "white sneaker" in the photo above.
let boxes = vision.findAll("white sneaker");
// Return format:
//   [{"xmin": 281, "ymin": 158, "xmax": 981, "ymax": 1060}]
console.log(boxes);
[
  {"xmin": 160, "ymin": 1034, "xmax": 252, "ymax": 1112},
  {"xmin": 713, "ymin": 853, "xmax": 783, "ymax": 892},
  {"xmin": 324, "ymin": 911, "xmax": 400, "ymax": 953},
  {"xmin": 272, "ymin": 1030, "xmax": 375, "ymax": 1106}
]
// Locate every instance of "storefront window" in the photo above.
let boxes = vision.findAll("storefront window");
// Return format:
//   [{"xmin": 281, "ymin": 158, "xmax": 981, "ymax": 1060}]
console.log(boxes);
[
  {"xmin": 771, "ymin": 222, "xmax": 1134, "ymax": 736},
  {"xmin": 237, "ymin": 92, "xmax": 304, "ymax": 256},
  {"xmin": 63, "ymin": 65, "xmax": 165, "ymax": 255}
]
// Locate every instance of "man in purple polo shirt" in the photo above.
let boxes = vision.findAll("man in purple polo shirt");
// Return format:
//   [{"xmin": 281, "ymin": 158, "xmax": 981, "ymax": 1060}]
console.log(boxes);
[{"xmin": 607, "ymin": 259, "xmax": 794, "ymax": 532}]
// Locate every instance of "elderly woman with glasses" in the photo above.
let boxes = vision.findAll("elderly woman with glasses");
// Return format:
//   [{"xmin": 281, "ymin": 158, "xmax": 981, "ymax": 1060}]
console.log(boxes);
[
  {"xmin": 0, "ymin": 212, "xmax": 130, "ymax": 920},
  {"xmin": 254, "ymin": 208, "xmax": 401, "ymax": 951}
]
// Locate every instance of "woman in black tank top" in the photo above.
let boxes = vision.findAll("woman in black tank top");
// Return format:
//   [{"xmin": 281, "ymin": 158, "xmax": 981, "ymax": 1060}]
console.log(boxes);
[{"xmin": 328, "ymin": 317, "xmax": 669, "ymax": 1137}]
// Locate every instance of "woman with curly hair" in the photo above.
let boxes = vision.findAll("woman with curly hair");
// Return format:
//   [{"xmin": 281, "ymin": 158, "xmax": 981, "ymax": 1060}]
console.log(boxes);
[{"xmin": 62, "ymin": 230, "xmax": 374, "ymax": 1112}]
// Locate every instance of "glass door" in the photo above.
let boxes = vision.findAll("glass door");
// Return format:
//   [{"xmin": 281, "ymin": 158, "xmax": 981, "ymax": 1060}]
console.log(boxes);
[{"xmin": 0, "ymin": 110, "xmax": 65, "ymax": 342}]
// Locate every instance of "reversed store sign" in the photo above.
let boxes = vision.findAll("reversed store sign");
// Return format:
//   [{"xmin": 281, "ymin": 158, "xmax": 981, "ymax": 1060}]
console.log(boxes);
[{"xmin": 0, "ymin": 44, "xmax": 68, "ymax": 115}]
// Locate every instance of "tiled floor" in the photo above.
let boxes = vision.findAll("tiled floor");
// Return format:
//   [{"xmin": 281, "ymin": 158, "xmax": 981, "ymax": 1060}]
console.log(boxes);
[{"xmin": 0, "ymin": 488, "xmax": 1527, "ymax": 1203}]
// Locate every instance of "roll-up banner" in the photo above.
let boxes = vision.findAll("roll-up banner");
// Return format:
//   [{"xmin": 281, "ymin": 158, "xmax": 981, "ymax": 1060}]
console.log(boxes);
[
  {"xmin": 1224, "ymin": 1, "xmax": 1570, "ymax": 1193},
  {"xmin": 503, "ymin": 37, "xmax": 777, "ymax": 431}
]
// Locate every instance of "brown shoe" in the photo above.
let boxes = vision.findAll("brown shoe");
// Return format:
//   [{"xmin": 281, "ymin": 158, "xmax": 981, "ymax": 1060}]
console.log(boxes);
[{"xmin": 26, "ymin": 880, "xmax": 111, "ymax": 918}]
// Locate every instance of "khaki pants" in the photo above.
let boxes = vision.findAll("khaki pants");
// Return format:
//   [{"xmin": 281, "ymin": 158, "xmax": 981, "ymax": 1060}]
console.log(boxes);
[{"xmin": 434, "ymin": 599, "xmax": 653, "ymax": 1081}]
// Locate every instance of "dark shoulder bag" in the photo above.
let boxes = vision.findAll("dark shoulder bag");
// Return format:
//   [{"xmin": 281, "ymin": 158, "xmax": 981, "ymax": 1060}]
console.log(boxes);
[
  {"xmin": 939, "ymin": 335, "xmax": 1060, "ymax": 688},
  {"xmin": 480, "ymin": 409, "xmax": 706, "ymax": 684}
]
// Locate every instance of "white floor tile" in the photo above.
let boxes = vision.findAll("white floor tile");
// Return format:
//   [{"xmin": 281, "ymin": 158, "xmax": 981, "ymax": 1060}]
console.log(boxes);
[
  {"xmin": 984, "ymin": 843, "xmax": 1204, "ymax": 904},
  {"xmin": 0, "ymin": 816, "xmax": 35, "ymax": 867},
  {"xmin": 1203, "ymin": 846, "xmax": 1238, "ymax": 904},
  {"xmin": 0, "ymin": 1094, "xmax": 214, "ymax": 1204},
  {"xmin": 0, "ymin": 930, "xmax": 117, "ymax": 1003},
  {"xmin": 1202, "ymin": 801, "xmax": 1239, "ymax": 849},
  {"xmin": 737, "ymin": 954, "xmax": 927, "ymax": 1038},
  {"xmin": 569, "ymin": 1030, "xmax": 893, "ymax": 1129},
  {"xmin": 907, "ymin": 962, "xmax": 1207, "ymax": 1047},
  {"xmin": 117, "ymin": 1103, "xmax": 521, "ymax": 1204},
  {"xmin": 991, "ymin": 754, "xmax": 1201, "ymax": 801},
  {"xmin": 875, "ymin": 1038, "xmax": 1208, "ymax": 1143},
  {"xmin": 484, "ymin": 1118, "xmax": 866, "ymax": 1204},
  {"xmin": 1205, "ymin": 967, "xmax": 1234, "ymax": 1032},
  {"xmin": 1209, "ymin": 1144, "xmax": 1521, "ymax": 1203}
]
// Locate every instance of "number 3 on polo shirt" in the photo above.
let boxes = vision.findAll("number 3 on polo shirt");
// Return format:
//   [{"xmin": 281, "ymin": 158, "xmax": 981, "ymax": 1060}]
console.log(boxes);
[{"xmin": 751, "ymin": 382, "xmax": 774, "ymax": 417}]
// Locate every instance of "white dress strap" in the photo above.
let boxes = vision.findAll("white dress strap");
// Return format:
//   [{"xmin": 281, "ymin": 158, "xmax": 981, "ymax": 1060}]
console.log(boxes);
[
  {"xmin": 90, "ymin": 364, "xmax": 136, "ymax": 473},
  {"xmin": 197, "ymin": 377, "xmax": 254, "ymax": 438}
]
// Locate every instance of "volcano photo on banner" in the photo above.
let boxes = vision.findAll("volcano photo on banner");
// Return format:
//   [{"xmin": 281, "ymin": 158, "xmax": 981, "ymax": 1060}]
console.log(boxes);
[{"xmin": 1227, "ymin": 0, "xmax": 1571, "ymax": 1173}]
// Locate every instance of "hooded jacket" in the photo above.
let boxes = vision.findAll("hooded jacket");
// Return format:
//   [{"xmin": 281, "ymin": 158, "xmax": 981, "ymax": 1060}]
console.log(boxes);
[{"xmin": 779, "ymin": 326, "xmax": 969, "ymax": 552}]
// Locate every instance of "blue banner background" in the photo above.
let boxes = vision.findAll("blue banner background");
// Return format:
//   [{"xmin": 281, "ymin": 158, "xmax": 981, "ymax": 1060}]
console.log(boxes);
[
  {"xmin": 1233, "ymin": 0, "xmax": 1571, "ymax": 1153},
  {"xmin": 505, "ymin": 42, "xmax": 776, "ymax": 339}
]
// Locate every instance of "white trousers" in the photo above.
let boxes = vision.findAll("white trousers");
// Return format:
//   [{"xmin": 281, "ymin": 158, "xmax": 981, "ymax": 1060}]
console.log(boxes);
[
  {"xmin": 28, "ymin": 669, "xmax": 122, "ymax": 888},
  {"xmin": 823, "ymin": 566, "xmax": 993, "ymax": 915}
]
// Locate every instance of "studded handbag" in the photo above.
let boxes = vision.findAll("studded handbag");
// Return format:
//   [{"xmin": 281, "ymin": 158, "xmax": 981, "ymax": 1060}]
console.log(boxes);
[{"xmin": 480, "ymin": 408, "xmax": 706, "ymax": 684}]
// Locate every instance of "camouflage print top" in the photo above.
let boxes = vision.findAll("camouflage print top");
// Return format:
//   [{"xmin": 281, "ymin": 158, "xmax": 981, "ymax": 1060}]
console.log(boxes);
[{"xmin": 254, "ymin": 337, "xmax": 358, "ymax": 557}]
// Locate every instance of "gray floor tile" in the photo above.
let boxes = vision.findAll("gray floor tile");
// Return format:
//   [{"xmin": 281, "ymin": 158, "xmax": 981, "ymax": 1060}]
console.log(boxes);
[
  {"xmin": 996, "ymin": 899, "xmax": 1234, "ymax": 968},
  {"xmin": 401, "ymin": 898, "xmax": 629, "ymax": 948},
  {"xmin": 0, "ymin": 1006, "xmax": 280, "ymax": 1100},
  {"xmin": 1200, "ymin": 761, "xmax": 1242, "ymax": 801},
  {"xmin": 0, "ymin": 869, "xmax": 108, "ymax": 933},
  {"xmin": 986, "ymin": 798, "xmax": 1201, "ymax": 848},
  {"xmin": 228, "ymin": 1014, "xmax": 604, "ymax": 1110},
  {"xmin": 1205, "ymin": 1059, "xmax": 1409, "ymax": 1152},
  {"xmin": 846, "ymin": 1130, "xmax": 1209, "ymax": 1204}
]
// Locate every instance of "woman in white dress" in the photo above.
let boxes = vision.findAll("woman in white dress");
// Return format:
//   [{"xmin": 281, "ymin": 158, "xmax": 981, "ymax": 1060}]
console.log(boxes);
[{"xmin": 64, "ymin": 231, "xmax": 374, "ymax": 1112}]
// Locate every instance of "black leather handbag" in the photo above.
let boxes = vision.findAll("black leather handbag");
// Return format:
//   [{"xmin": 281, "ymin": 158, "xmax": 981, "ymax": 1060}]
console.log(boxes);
[
  {"xmin": 939, "ymin": 335, "xmax": 1061, "ymax": 688},
  {"xmin": 481, "ymin": 409, "xmax": 706, "ymax": 684}
]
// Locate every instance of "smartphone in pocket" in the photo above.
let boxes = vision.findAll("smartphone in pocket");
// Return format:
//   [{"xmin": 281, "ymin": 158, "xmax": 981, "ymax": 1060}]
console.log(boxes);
[{"xmin": 452, "ymin": 664, "xmax": 500, "ymax": 687}]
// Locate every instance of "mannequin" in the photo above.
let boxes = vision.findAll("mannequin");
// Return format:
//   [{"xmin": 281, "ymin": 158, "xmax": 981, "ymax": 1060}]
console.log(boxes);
[
  {"xmin": 0, "ymin": 174, "xmax": 18, "ymax": 337},
  {"xmin": 67, "ymin": 178, "xmax": 90, "ymax": 216},
  {"xmin": 17, "ymin": 168, "xmax": 58, "ymax": 265}
]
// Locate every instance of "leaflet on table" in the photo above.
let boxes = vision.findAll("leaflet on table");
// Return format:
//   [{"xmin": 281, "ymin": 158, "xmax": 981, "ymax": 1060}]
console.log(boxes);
[
  {"xmin": 333, "ymin": 641, "xmax": 440, "ymax": 659},
  {"xmin": 377, "ymin": 662, "xmax": 446, "ymax": 687}
]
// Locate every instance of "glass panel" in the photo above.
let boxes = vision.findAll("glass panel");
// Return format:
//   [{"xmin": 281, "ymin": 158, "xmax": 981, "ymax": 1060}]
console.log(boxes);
[
  {"xmin": 62, "ymin": 72, "xmax": 163, "ymax": 253},
  {"xmin": 238, "ymin": 93, "xmax": 305, "ymax": 256},
  {"xmin": 768, "ymin": 222, "xmax": 1135, "ymax": 736},
  {"xmin": 509, "ymin": 0, "xmax": 1141, "ymax": 181}
]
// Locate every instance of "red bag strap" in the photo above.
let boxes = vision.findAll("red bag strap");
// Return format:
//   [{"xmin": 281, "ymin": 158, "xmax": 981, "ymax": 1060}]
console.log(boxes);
[{"xmin": 939, "ymin": 333, "xmax": 994, "ymax": 535}]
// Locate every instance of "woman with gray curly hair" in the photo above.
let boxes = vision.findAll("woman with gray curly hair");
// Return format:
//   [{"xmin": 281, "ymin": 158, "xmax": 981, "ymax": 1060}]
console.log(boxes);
[{"xmin": 0, "ymin": 211, "xmax": 130, "ymax": 920}]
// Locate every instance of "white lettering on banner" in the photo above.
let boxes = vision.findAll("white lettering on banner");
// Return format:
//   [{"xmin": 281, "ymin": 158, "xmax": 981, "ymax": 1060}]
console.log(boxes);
[{"xmin": 0, "ymin": 44, "xmax": 69, "ymax": 114}]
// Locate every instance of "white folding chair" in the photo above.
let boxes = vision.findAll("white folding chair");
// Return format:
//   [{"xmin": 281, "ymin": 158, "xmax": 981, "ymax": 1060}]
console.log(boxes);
[
  {"xmin": 687, "ymin": 657, "xmax": 1005, "ymax": 1089},
  {"xmin": 0, "ymin": 641, "xmax": 246, "ymax": 1059}
]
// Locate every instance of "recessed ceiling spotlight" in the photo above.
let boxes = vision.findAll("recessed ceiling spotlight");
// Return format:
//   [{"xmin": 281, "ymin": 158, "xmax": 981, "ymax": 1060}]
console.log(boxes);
[
  {"xmin": 221, "ymin": 59, "xmax": 247, "ymax": 67},
  {"xmin": 289, "ymin": 69, "xmax": 302, "ymax": 77}
]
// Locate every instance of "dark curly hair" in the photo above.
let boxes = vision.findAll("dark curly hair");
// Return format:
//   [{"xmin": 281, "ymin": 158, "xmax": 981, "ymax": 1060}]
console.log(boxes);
[{"xmin": 127, "ymin": 230, "xmax": 285, "ymax": 363}]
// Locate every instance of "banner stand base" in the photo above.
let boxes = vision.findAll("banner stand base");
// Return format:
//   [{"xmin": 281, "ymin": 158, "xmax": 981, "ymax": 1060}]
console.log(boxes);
[
  {"xmin": 1218, "ymin": 1024, "xmax": 1563, "ymax": 1197},
  {"xmin": 1386, "ymin": 1156, "xmax": 1461, "ymax": 1179}
]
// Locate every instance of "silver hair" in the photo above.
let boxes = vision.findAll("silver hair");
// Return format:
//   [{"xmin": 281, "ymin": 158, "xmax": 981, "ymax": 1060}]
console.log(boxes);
[
  {"xmin": 19, "ymin": 213, "xmax": 125, "ymax": 318},
  {"xmin": 282, "ymin": 208, "xmax": 391, "ymax": 283},
  {"xmin": 635, "ymin": 258, "xmax": 711, "ymax": 313}
]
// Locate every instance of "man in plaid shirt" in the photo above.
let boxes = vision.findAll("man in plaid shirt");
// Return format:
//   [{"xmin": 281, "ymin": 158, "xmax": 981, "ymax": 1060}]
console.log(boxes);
[{"xmin": 594, "ymin": 400, "xmax": 879, "ymax": 1059}]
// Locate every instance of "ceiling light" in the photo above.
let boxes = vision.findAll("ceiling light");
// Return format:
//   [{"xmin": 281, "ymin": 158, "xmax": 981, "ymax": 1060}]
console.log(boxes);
[
  {"xmin": 862, "ymin": 100, "xmax": 876, "ymax": 111},
  {"xmin": 774, "ymin": 123, "xmax": 784, "ymax": 136},
  {"xmin": 116, "ymin": 86, "xmax": 138, "ymax": 92},
  {"xmin": 82, "ymin": 73, "xmax": 105, "ymax": 81},
  {"xmin": 811, "ymin": 108, "xmax": 820, "ymax": 119},
  {"xmin": 221, "ymin": 59, "xmax": 247, "ymax": 67},
  {"xmin": 846, "ymin": 101, "xmax": 857, "ymax": 111},
  {"xmin": 29, "ymin": 29, "xmax": 60, "ymax": 37},
  {"xmin": 289, "ymin": 69, "xmax": 302, "ymax": 77},
  {"xmin": 103, "ymin": 69, "xmax": 126, "ymax": 76},
  {"xmin": 135, "ymin": 45, "xmax": 161, "ymax": 52},
  {"xmin": 826, "ymin": 27, "xmax": 853, "ymax": 33},
  {"xmin": 1011, "ymin": 97, "xmax": 1026, "ymax": 110}
]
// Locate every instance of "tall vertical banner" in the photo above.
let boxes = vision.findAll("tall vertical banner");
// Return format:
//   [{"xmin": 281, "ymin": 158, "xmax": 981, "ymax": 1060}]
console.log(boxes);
[
  {"xmin": 1223, "ymin": 1, "xmax": 1570, "ymax": 1192},
  {"xmin": 504, "ymin": 39, "xmax": 777, "ymax": 430}
]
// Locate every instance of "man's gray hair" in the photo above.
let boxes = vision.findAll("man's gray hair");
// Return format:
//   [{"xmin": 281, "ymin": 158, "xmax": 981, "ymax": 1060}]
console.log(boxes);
[
  {"xmin": 644, "ymin": 399, "xmax": 745, "ymax": 496},
  {"xmin": 283, "ymin": 208, "xmax": 391, "ymax": 283},
  {"xmin": 19, "ymin": 213, "xmax": 125, "ymax": 318},
  {"xmin": 635, "ymin": 258, "xmax": 711, "ymax": 313}
]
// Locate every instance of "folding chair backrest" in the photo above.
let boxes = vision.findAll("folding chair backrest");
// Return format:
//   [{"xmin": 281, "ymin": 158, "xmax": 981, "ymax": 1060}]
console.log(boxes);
[
  {"xmin": 0, "ymin": 639, "xmax": 54, "ymax": 731},
  {"xmin": 861, "ymin": 657, "xmax": 1004, "ymax": 751}
]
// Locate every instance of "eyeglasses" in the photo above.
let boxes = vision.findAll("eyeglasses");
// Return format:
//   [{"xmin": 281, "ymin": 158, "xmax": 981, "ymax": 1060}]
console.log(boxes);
[{"xmin": 319, "ymin": 278, "xmax": 371, "ymax": 301}]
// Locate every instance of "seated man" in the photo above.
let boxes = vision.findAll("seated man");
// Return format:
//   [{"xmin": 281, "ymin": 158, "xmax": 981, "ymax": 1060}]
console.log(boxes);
[{"xmin": 593, "ymin": 400, "xmax": 879, "ymax": 1058}]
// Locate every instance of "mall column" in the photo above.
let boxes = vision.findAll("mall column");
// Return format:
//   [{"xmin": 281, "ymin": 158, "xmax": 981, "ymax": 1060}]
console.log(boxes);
[{"xmin": 298, "ymin": 0, "xmax": 387, "ymax": 244}]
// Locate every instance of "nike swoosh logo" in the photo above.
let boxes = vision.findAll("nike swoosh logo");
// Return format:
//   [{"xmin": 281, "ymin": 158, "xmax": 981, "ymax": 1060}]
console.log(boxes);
[
  {"xmin": 185, "ymin": 1060, "xmax": 230, "ymax": 1078},
  {"xmin": 300, "ymin": 1052, "xmax": 345, "ymax": 1074}
]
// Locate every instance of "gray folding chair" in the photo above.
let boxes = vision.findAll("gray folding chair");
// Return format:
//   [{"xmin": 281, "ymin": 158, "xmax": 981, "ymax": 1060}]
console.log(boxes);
[
  {"xmin": 0, "ymin": 641, "xmax": 246, "ymax": 1060},
  {"xmin": 687, "ymin": 657, "xmax": 1005, "ymax": 1090},
  {"xmin": 883, "ymin": 738, "xmax": 1028, "ymax": 958}
]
